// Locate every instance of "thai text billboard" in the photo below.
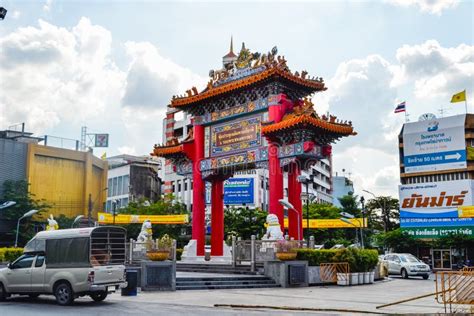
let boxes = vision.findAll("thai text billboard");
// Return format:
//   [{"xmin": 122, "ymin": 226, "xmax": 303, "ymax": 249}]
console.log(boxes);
[
  {"xmin": 398, "ymin": 180, "xmax": 474, "ymax": 218},
  {"xmin": 206, "ymin": 178, "xmax": 255, "ymax": 205},
  {"xmin": 402, "ymin": 114, "xmax": 466, "ymax": 173}
]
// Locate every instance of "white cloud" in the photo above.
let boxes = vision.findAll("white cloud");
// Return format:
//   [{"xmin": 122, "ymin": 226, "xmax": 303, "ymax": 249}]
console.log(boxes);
[
  {"xmin": 386, "ymin": 0, "xmax": 459, "ymax": 15},
  {"xmin": 394, "ymin": 40, "xmax": 473, "ymax": 100},
  {"xmin": 0, "ymin": 17, "xmax": 205, "ymax": 157},
  {"xmin": 43, "ymin": 0, "xmax": 53, "ymax": 12},
  {"xmin": 11, "ymin": 11, "xmax": 21, "ymax": 19}
]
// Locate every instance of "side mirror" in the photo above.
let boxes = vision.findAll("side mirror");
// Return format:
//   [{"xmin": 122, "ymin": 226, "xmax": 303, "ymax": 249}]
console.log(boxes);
[{"xmin": 7, "ymin": 263, "xmax": 12, "ymax": 269}]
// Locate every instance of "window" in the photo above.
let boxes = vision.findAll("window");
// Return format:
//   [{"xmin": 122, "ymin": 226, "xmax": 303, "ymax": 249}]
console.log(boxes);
[
  {"xmin": 122, "ymin": 198, "xmax": 129, "ymax": 207},
  {"xmin": 178, "ymin": 181, "xmax": 181, "ymax": 192},
  {"xmin": 46, "ymin": 238, "xmax": 90, "ymax": 268},
  {"xmin": 112, "ymin": 177, "xmax": 118, "ymax": 196},
  {"xmin": 118, "ymin": 176, "xmax": 123, "ymax": 196},
  {"xmin": 106, "ymin": 200, "xmax": 111, "ymax": 212},
  {"xmin": 12, "ymin": 254, "xmax": 35, "ymax": 269},
  {"xmin": 184, "ymin": 181, "xmax": 188, "ymax": 191},
  {"xmin": 123, "ymin": 175, "xmax": 129, "ymax": 194},
  {"xmin": 172, "ymin": 181, "xmax": 175, "ymax": 192},
  {"xmin": 35, "ymin": 255, "xmax": 45, "ymax": 267},
  {"xmin": 108, "ymin": 179, "xmax": 112, "ymax": 197}
]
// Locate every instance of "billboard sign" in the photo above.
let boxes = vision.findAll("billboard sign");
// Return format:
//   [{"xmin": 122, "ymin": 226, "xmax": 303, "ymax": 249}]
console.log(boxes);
[
  {"xmin": 400, "ymin": 217, "xmax": 474, "ymax": 227},
  {"xmin": 94, "ymin": 134, "xmax": 109, "ymax": 147},
  {"xmin": 402, "ymin": 114, "xmax": 466, "ymax": 173},
  {"xmin": 283, "ymin": 218, "xmax": 367, "ymax": 229},
  {"xmin": 399, "ymin": 180, "xmax": 474, "ymax": 218},
  {"xmin": 206, "ymin": 178, "xmax": 255, "ymax": 205},
  {"xmin": 224, "ymin": 178, "xmax": 254, "ymax": 204},
  {"xmin": 403, "ymin": 226, "xmax": 473, "ymax": 239}
]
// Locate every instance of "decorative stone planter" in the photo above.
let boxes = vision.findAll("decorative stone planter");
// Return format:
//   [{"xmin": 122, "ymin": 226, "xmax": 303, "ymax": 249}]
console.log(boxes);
[
  {"xmin": 337, "ymin": 273, "xmax": 350, "ymax": 286},
  {"xmin": 147, "ymin": 251, "xmax": 170, "ymax": 261},
  {"xmin": 350, "ymin": 273, "xmax": 359, "ymax": 285},
  {"xmin": 264, "ymin": 260, "xmax": 308, "ymax": 288},
  {"xmin": 308, "ymin": 266, "xmax": 322, "ymax": 285},
  {"xmin": 369, "ymin": 271, "xmax": 375, "ymax": 283},
  {"xmin": 141, "ymin": 261, "xmax": 176, "ymax": 291},
  {"xmin": 363, "ymin": 272, "xmax": 370, "ymax": 284},
  {"xmin": 276, "ymin": 252, "xmax": 297, "ymax": 261},
  {"xmin": 358, "ymin": 272, "xmax": 364, "ymax": 284}
]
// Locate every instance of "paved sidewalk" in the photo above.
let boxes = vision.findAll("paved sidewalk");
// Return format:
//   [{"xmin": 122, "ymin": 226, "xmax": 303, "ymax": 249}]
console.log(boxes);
[{"xmin": 0, "ymin": 276, "xmax": 447, "ymax": 315}]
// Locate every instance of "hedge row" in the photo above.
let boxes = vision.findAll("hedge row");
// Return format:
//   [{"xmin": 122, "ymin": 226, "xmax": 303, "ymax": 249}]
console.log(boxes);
[
  {"xmin": 0, "ymin": 248, "xmax": 24, "ymax": 263},
  {"xmin": 296, "ymin": 248, "xmax": 379, "ymax": 272}
]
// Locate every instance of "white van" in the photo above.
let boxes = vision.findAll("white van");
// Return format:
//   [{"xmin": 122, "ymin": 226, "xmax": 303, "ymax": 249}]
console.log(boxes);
[{"xmin": 0, "ymin": 226, "xmax": 127, "ymax": 305}]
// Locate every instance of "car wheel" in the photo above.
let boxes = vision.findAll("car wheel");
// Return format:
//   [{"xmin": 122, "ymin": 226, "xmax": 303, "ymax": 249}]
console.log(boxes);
[
  {"xmin": 90, "ymin": 291, "xmax": 108, "ymax": 302},
  {"xmin": 54, "ymin": 282, "xmax": 74, "ymax": 306},
  {"xmin": 0, "ymin": 283, "xmax": 7, "ymax": 301},
  {"xmin": 28, "ymin": 294, "xmax": 40, "ymax": 299},
  {"xmin": 401, "ymin": 268, "xmax": 409, "ymax": 279},
  {"xmin": 422, "ymin": 274, "xmax": 429, "ymax": 280}
]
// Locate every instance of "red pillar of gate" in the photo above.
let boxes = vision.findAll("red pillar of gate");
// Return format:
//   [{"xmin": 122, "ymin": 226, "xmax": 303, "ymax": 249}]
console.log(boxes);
[
  {"xmin": 210, "ymin": 179, "xmax": 224, "ymax": 256},
  {"xmin": 288, "ymin": 162, "xmax": 303, "ymax": 240},
  {"xmin": 192, "ymin": 124, "xmax": 205, "ymax": 256},
  {"xmin": 268, "ymin": 95, "xmax": 286, "ymax": 231}
]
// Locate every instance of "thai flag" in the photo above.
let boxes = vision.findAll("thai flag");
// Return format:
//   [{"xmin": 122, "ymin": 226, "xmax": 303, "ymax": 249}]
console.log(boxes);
[{"xmin": 394, "ymin": 101, "xmax": 406, "ymax": 113}]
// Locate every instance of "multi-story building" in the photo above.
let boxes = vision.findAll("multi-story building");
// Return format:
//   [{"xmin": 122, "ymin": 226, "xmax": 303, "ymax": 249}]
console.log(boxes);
[
  {"xmin": 105, "ymin": 154, "xmax": 162, "ymax": 212},
  {"xmin": 398, "ymin": 113, "xmax": 474, "ymax": 269},
  {"xmin": 332, "ymin": 175, "xmax": 354, "ymax": 208},
  {"xmin": 0, "ymin": 126, "xmax": 108, "ymax": 243}
]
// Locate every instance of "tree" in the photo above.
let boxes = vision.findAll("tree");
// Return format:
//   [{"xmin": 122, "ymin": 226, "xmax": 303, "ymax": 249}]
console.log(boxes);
[
  {"xmin": 118, "ymin": 195, "xmax": 190, "ymax": 245},
  {"xmin": 365, "ymin": 196, "xmax": 399, "ymax": 232},
  {"xmin": 374, "ymin": 228, "xmax": 425, "ymax": 252},
  {"xmin": 224, "ymin": 207, "xmax": 267, "ymax": 241},
  {"xmin": 0, "ymin": 180, "xmax": 51, "ymax": 246},
  {"xmin": 338, "ymin": 194, "xmax": 361, "ymax": 217}
]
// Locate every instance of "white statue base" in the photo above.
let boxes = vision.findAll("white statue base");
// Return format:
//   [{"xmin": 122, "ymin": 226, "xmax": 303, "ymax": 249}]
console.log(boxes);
[{"xmin": 181, "ymin": 239, "xmax": 232, "ymax": 264}]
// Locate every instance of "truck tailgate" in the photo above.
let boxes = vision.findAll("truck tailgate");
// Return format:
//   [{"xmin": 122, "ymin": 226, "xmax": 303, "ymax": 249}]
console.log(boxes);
[{"xmin": 93, "ymin": 265, "xmax": 125, "ymax": 285}]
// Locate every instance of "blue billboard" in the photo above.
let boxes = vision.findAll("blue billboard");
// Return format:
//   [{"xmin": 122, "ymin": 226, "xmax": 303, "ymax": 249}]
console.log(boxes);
[
  {"xmin": 205, "ymin": 178, "xmax": 254, "ymax": 205},
  {"xmin": 224, "ymin": 178, "xmax": 254, "ymax": 204}
]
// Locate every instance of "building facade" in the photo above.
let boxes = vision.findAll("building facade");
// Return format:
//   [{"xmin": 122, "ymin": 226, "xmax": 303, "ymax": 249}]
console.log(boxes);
[
  {"xmin": 332, "ymin": 175, "xmax": 354, "ymax": 208},
  {"xmin": 398, "ymin": 114, "xmax": 474, "ymax": 269},
  {"xmin": 0, "ymin": 128, "xmax": 108, "ymax": 220},
  {"xmin": 105, "ymin": 155, "xmax": 162, "ymax": 212}
]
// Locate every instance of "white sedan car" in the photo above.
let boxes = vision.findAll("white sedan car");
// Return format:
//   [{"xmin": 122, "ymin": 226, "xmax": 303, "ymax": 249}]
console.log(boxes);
[{"xmin": 383, "ymin": 253, "xmax": 431, "ymax": 279}]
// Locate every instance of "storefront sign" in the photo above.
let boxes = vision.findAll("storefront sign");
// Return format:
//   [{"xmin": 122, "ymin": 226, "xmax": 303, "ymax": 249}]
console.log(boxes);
[
  {"xmin": 402, "ymin": 114, "xmax": 466, "ymax": 173},
  {"xmin": 399, "ymin": 180, "xmax": 474, "ymax": 218},
  {"xmin": 224, "ymin": 178, "xmax": 254, "ymax": 204},
  {"xmin": 283, "ymin": 218, "xmax": 367, "ymax": 229},
  {"xmin": 402, "ymin": 226, "xmax": 474, "ymax": 239},
  {"xmin": 97, "ymin": 212, "xmax": 188, "ymax": 225},
  {"xmin": 207, "ymin": 115, "xmax": 263, "ymax": 157},
  {"xmin": 400, "ymin": 217, "xmax": 474, "ymax": 227},
  {"xmin": 458, "ymin": 205, "xmax": 474, "ymax": 218}
]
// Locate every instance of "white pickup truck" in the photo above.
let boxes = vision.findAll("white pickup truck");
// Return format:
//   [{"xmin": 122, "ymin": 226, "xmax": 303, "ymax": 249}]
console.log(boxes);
[{"xmin": 0, "ymin": 226, "xmax": 127, "ymax": 305}]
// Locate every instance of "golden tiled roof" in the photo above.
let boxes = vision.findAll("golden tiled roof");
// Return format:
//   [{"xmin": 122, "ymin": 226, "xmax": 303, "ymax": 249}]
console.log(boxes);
[
  {"xmin": 171, "ymin": 66, "xmax": 325, "ymax": 108},
  {"xmin": 262, "ymin": 114, "xmax": 356, "ymax": 136},
  {"xmin": 151, "ymin": 144, "xmax": 184, "ymax": 157}
]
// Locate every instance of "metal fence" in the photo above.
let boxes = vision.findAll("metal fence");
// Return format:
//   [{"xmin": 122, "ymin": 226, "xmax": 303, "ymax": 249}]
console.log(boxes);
[
  {"xmin": 435, "ymin": 267, "xmax": 474, "ymax": 313},
  {"xmin": 126, "ymin": 238, "xmax": 177, "ymax": 264},
  {"xmin": 232, "ymin": 235, "xmax": 311, "ymax": 272}
]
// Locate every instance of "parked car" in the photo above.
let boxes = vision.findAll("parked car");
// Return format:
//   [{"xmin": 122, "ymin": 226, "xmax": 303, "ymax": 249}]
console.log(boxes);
[
  {"xmin": 0, "ymin": 226, "xmax": 127, "ymax": 305},
  {"xmin": 383, "ymin": 253, "xmax": 431, "ymax": 279}
]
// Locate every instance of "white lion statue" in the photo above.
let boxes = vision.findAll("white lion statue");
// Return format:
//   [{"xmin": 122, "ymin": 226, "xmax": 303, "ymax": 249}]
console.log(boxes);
[
  {"xmin": 137, "ymin": 220, "xmax": 152, "ymax": 243},
  {"xmin": 262, "ymin": 214, "xmax": 283, "ymax": 240},
  {"xmin": 46, "ymin": 214, "xmax": 59, "ymax": 231}
]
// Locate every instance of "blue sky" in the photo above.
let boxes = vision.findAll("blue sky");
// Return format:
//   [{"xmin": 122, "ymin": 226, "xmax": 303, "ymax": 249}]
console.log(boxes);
[{"xmin": 0, "ymin": 0, "xmax": 473, "ymax": 196}]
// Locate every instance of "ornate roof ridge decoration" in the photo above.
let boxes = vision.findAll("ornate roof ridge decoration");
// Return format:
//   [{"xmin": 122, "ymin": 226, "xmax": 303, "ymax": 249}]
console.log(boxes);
[
  {"xmin": 151, "ymin": 129, "xmax": 194, "ymax": 158},
  {"xmin": 170, "ymin": 45, "xmax": 326, "ymax": 108},
  {"xmin": 262, "ymin": 98, "xmax": 357, "ymax": 136}
]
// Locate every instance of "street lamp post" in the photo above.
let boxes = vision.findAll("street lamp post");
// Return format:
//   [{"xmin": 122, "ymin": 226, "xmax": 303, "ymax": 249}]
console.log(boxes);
[
  {"xmin": 15, "ymin": 209, "xmax": 39, "ymax": 248},
  {"xmin": 363, "ymin": 189, "xmax": 387, "ymax": 232},
  {"xmin": 71, "ymin": 215, "xmax": 84, "ymax": 228},
  {"xmin": 0, "ymin": 201, "xmax": 16, "ymax": 210},
  {"xmin": 279, "ymin": 199, "xmax": 301, "ymax": 241},
  {"xmin": 340, "ymin": 212, "xmax": 364, "ymax": 248},
  {"xmin": 297, "ymin": 174, "xmax": 314, "ymax": 241}
]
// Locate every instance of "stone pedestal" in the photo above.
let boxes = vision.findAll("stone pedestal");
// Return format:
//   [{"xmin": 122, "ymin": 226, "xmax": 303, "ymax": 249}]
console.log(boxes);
[
  {"xmin": 264, "ymin": 260, "xmax": 308, "ymax": 288},
  {"xmin": 181, "ymin": 240, "xmax": 232, "ymax": 263},
  {"xmin": 141, "ymin": 261, "xmax": 176, "ymax": 291}
]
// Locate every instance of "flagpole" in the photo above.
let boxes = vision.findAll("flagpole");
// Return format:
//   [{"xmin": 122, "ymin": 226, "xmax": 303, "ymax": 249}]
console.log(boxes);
[{"xmin": 465, "ymin": 89, "xmax": 468, "ymax": 114}]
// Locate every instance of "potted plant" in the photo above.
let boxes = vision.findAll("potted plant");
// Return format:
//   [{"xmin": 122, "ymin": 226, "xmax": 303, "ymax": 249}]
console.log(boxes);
[
  {"xmin": 147, "ymin": 234, "xmax": 173, "ymax": 261},
  {"xmin": 275, "ymin": 239, "xmax": 299, "ymax": 260}
]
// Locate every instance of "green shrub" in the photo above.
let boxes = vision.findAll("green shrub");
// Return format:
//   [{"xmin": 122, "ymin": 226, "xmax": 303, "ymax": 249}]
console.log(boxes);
[
  {"xmin": 176, "ymin": 248, "xmax": 183, "ymax": 261},
  {"xmin": 0, "ymin": 248, "xmax": 24, "ymax": 263},
  {"xmin": 296, "ymin": 248, "xmax": 379, "ymax": 272}
]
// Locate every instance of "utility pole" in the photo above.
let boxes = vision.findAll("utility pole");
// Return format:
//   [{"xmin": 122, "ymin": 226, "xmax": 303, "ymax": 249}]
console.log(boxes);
[{"xmin": 88, "ymin": 193, "xmax": 92, "ymax": 227}]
